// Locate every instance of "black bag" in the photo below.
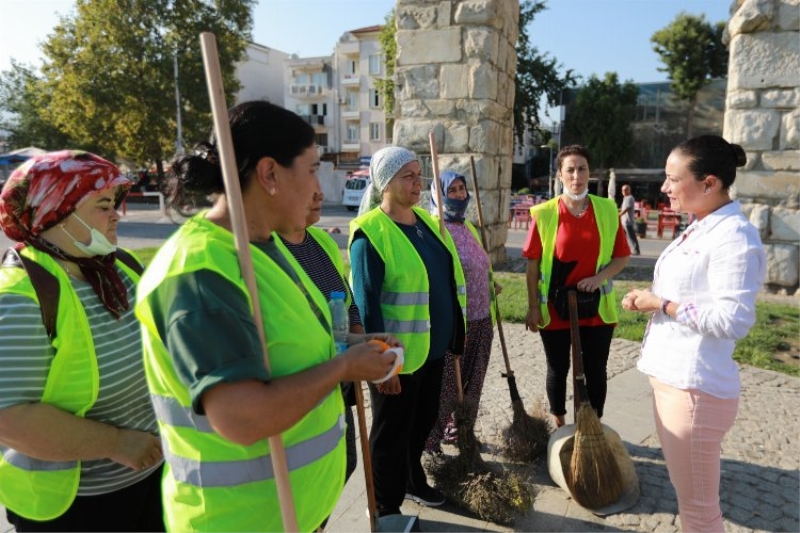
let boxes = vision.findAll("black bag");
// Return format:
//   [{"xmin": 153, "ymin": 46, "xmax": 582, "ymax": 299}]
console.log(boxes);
[{"xmin": 552, "ymin": 286, "xmax": 600, "ymax": 320}]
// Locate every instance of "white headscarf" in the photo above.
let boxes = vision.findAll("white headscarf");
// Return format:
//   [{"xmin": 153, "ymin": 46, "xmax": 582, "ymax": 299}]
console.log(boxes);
[{"xmin": 357, "ymin": 146, "xmax": 418, "ymax": 216}]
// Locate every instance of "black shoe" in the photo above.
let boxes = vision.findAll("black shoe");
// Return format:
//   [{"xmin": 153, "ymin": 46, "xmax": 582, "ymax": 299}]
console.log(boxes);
[{"xmin": 405, "ymin": 485, "xmax": 446, "ymax": 507}]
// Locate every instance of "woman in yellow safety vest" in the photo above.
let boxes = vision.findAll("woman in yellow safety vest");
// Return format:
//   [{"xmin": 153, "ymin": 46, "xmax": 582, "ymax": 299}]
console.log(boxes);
[
  {"xmin": 0, "ymin": 151, "xmax": 163, "ymax": 531},
  {"xmin": 136, "ymin": 100, "xmax": 398, "ymax": 532},
  {"xmin": 523, "ymin": 144, "xmax": 631, "ymax": 429},
  {"xmin": 349, "ymin": 146, "xmax": 466, "ymax": 516}
]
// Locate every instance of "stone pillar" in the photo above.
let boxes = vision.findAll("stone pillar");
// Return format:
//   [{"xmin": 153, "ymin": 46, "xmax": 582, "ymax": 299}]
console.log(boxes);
[
  {"xmin": 724, "ymin": 0, "xmax": 800, "ymax": 295},
  {"xmin": 393, "ymin": 0, "xmax": 519, "ymax": 262}
]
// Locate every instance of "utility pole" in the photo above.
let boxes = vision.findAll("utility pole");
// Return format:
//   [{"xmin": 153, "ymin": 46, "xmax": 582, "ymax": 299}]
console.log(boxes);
[{"xmin": 174, "ymin": 52, "xmax": 184, "ymax": 156}]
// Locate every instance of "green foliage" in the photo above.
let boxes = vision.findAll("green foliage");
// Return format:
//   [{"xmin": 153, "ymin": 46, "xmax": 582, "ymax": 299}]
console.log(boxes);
[
  {"xmin": 514, "ymin": 1, "xmax": 577, "ymax": 145},
  {"xmin": 0, "ymin": 60, "xmax": 74, "ymax": 150},
  {"xmin": 31, "ymin": 0, "xmax": 254, "ymax": 170},
  {"xmin": 495, "ymin": 273, "xmax": 799, "ymax": 376},
  {"xmin": 375, "ymin": 9, "xmax": 397, "ymax": 122},
  {"xmin": 563, "ymin": 72, "xmax": 639, "ymax": 170},
  {"xmin": 651, "ymin": 12, "xmax": 728, "ymax": 137}
]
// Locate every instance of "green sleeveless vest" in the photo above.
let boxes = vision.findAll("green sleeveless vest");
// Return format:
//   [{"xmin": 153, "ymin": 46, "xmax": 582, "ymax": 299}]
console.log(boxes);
[
  {"xmin": 0, "ymin": 247, "xmax": 141, "ymax": 521},
  {"xmin": 530, "ymin": 195, "xmax": 620, "ymax": 327},
  {"xmin": 349, "ymin": 206, "xmax": 467, "ymax": 373},
  {"xmin": 136, "ymin": 216, "xmax": 345, "ymax": 532}
]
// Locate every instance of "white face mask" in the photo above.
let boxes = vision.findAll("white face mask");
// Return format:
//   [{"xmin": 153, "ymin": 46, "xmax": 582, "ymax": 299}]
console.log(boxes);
[
  {"xmin": 564, "ymin": 189, "xmax": 589, "ymax": 201},
  {"xmin": 61, "ymin": 215, "xmax": 117, "ymax": 256}
]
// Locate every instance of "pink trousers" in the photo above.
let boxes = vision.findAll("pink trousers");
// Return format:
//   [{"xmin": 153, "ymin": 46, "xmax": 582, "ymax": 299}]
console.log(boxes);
[{"xmin": 650, "ymin": 377, "xmax": 738, "ymax": 533}]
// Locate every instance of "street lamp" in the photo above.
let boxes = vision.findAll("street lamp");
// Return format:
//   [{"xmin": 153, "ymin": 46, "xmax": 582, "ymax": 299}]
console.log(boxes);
[
  {"xmin": 540, "ymin": 142, "xmax": 555, "ymax": 199},
  {"xmin": 174, "ymin": 52, "xmax": 184, "ymax": 156}
]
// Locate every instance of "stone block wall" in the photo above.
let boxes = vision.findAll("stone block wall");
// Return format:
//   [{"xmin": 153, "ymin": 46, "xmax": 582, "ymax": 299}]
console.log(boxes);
[
  {"xmin": 393, "ymin": 0, "xmax": 519, "ymax": 262},
  {"xmin": 724, "ymin": 0, "xmax": 800, "ymax": 294}
]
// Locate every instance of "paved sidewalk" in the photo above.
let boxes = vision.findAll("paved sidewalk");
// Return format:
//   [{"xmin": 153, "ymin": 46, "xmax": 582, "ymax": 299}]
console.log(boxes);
[{"xmin": 326, "ymin": 328, "xmax": 800, "ymax": 532}]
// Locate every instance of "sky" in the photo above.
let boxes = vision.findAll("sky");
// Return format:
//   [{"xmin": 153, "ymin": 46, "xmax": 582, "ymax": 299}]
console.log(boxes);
[{"xmin": 1, "ymin": 0, "xmax": 731, "ymax": 96}]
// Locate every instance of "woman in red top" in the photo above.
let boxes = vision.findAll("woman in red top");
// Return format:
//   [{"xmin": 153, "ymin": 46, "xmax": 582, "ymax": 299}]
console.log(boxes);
[{"xmin": 523, "ymin": 145, "xmax": 630, "ymax": 428}]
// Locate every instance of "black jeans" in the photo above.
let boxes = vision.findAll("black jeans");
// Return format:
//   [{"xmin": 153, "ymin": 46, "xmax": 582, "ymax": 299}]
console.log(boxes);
[
  {"xmin": 7, "ymin": 464, "xmax": 165, "ymax": 532},
  {"xmin": 539, "ymin": 325, "xmax": 615, "ymax": 418},
  {"xmin": 367, "ymin": 357, "xmax": 445, "ymax": 513}
]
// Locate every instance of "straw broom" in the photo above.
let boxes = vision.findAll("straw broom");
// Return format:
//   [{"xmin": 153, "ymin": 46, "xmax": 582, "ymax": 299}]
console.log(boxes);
[
  {"xmin": 199, "ymin": 33, "xmax": 298, "ymax": 530},
  {"xmin": 566, "ymin": 290, "xmax": 624, "ymax": 509},
  {"xmin": 467, "ymin": 156, "xmax": 549, "ymax": 463},
  {"xmin": 426, "ymin": 135, "xmax": 534, "ymax": 525}
]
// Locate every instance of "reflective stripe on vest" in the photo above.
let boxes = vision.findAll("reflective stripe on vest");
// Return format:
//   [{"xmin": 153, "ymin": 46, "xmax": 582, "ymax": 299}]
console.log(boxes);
[
  {"xmin": 0, "ymin": 247, "xmax": 141, "ymax": 521},
  {"xmin": 1, "ymin": 449, "xmax": 75, "ymax": 472},
  {"xmin": 163, "ymin": 415, "xmax": 345, "ymax": 488},
  {"xmin": 530, "ymin": 195, "xmax": 620, "ymax": 327}
]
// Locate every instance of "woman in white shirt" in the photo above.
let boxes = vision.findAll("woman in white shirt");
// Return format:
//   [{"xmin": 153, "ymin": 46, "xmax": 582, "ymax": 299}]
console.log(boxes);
[{"xmin": 622, "ymin": 135, "xmax": 766, "ymax": 532}]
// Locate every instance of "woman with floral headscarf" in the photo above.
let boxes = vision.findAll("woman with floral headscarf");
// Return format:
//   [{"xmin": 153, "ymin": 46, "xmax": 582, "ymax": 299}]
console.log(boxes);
[
  {"xmin": 0, "ymin": 151, "xmax": 164, "ymax": 532},
  {"xmin": 424, "ymin": 170, "xmax": 499, "ymax": 455},
  {"xmin": 349, "ymin": 147, "xmax": 466, "ymax": 516}
]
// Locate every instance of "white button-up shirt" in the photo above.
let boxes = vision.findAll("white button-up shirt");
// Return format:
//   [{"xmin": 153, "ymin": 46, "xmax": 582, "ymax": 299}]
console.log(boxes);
[{"xmin": 637, "ymin": 201, "xmax": 766, "ymax": 399}]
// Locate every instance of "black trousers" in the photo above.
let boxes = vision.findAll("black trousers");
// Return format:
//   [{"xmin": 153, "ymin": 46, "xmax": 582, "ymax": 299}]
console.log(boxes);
[
  {"xmin": 368, "ymin": 357, "xmax": 445, "ymax": 513},
  {"xmin": 540, "ymin": 325, "xmax": 615, "ymax": 418},
  {"xmin": 7, "ymin": 464, "xmax": 165, "ymax": 532}
]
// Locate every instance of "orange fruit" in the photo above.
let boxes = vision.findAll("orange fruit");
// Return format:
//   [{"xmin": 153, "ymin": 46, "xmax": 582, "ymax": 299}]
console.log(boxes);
[{"xmin": 368, "ymin": 339, "xmax": 391, "ymax": 352}]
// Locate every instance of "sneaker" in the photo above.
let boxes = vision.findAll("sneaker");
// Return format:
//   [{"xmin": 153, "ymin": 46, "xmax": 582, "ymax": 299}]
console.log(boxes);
[{"xmin": 405, "ymin": 485, "xmax": 446, "ymax": 507}]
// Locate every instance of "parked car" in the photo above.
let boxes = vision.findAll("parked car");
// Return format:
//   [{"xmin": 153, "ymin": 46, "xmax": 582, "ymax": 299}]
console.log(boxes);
[{"xmin": 342, "ymin": 169, "xmax": 370, "ymax": 211}]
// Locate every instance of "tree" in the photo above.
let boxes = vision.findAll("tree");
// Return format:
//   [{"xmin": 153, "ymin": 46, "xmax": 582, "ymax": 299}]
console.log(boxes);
[
  {"xmin": 36, "ymin": 0, "xmax": 254, "ymax": 175},
  {"xmin": 563, "ymin": 72, "xmax": 639, "ymax": 181},
  {"xmin": 0, "ymin": 60, "xmax": 74, "ymax": 150},
  {"xmin": 651, "ymin": 13, "xmax": 728, "ymax": 138},
  {"xmin": 374, "ymin": 10, "xmax": 397, "ymax": 139},
  {"xmin": 376, "ymin": 1, "xmax": 576, "ymax": 146}
]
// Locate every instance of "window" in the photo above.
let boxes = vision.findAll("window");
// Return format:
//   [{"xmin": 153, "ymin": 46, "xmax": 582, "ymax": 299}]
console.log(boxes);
[
  {"xmin": 293, "ymin": 73, "xmax": 309, "ymax": 85},
  {"xmin": 347, "ymin": 124, "xmax": 359, "ymax": 142},
  {"xmin": 369, "ymin": 54, "xmax": 382, "ymax": 75},
  {"xmin": 347, "ymin": 92, "xmax": 358, "ymax": 109},
  {"xmin": 295, "ymin": 104, "xmax": 311, "ymax": 115},
  {"xmin": 348, "ymin": 60, "xmax": 357, "ymax": 75},
  {"xmin": 369, "ymin": 89, "xmax": 381, "ymax": 109},
  {"xmin": 369, "ymin": 122, "xmax": 381, "ymax": 141},
  {"xmin": 311, "ymin": 72, "xmax": 326, "ymax": 87}
]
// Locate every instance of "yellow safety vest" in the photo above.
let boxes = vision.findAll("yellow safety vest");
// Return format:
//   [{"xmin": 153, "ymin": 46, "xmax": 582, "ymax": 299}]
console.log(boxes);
[
  {"xmin": 349, "ymin": 206, "xmax": 467, "ymax": 373},
  {"xmin": 0, "ymin": 247, "xmax": 141, "ymax": 521},
  {"xmin": 530, "ymin": 195, "xmax": 620, "ymax": 327},
  {"xmin": 136, "ymin": 216, "xmax": 345, "ymax": 532}
]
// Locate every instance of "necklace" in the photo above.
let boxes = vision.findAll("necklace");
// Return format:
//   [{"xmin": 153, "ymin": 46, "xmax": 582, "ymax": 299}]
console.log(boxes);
[
  {"xmin": 414, "ymin": 223, "xmax": 424, "ymax": 239},
  {"xmin": 566, "ymin": 198, "xmax": 589, "ymax": 218}
]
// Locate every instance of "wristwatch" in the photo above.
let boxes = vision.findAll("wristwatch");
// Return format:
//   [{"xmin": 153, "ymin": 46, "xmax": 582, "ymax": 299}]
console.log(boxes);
[{"xmin": 661, "ymin": 299, "xmax": 671, "ymax": 315}]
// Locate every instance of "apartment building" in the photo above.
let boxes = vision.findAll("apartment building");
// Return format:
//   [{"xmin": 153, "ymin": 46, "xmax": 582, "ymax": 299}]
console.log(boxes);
[
  {"xmin": 332, "ymin": 25, "xmax": 387, "ymax": 165},
  {"xmin": 283, "ymin": 55, "xmax": 335, "ymax": 156},
  {"xmin": 235, "ymin": 42, "xmax": 288, "ymax": 107}
]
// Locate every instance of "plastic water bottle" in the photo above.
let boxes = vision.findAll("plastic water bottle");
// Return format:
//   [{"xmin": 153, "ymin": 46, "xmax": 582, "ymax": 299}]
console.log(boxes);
[{"xmin": 329, "ymin": 291, "xmax": 349, "ymax": 354}]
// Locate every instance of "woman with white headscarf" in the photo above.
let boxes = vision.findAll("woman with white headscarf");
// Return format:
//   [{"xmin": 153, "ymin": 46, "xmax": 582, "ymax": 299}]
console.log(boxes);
[{"xmin": 349, "ymin": 146, "xmax": 466, "ymax": 516}]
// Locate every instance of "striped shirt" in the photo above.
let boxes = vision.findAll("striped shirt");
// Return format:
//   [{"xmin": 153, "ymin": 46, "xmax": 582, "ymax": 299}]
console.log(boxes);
[
  {"xmin": 280, "ymin": 231, "xmax": 362, "ymax": 327},
  {"xmin": 0, "ymin": 268, "xmax": 159, "ymax": 495}
]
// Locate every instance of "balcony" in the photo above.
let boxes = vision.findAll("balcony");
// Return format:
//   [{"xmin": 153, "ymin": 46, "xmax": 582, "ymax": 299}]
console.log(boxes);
[
  {"xmin": 289, "ymin": 84, "xmax": 326, "ymax": 97},
  {"xmin": 341, "ymin": 74, "xmax": 360, "ymax": 86},
  {"xmin": 340, "ymin": 108, "xmax": 360, "ymax": 119},
  {"xmin": 342, "ymin": 142, "xmax": 360, "ymax": 152},
  {"xmin": 337, "ymin": 41, "xmax": 359, "ymax": 55},
  {"xmin": 300, "ymin": 115, "xmax": 326, "ymax": 126}
]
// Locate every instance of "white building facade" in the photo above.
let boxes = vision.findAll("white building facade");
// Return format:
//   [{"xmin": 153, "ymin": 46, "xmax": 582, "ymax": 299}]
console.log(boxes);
[{"xmin": 235, "ymin": 42, "xmax": 289, "ymax": 106}]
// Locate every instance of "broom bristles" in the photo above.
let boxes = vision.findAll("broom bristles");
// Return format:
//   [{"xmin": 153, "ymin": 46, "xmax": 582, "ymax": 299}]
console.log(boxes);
[{"xmin": 568, "ymin": 402, "xmax": 624, "ymax": 509}]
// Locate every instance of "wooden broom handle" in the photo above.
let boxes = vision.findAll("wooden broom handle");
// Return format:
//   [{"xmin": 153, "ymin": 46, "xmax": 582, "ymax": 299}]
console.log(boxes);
[
  {"xmin": 428, "ymin": 132, "xmax": 446, "ymax": 239},
  {"xmin": 567, "ymin": 290, "xmax": 587, "ymax": 417},
  {"xmin": 353, "ymin": 382, "xmax": 378, "ymax": 532},
  {"xmin": 199, "ymin": 32, "xmax": 298, "ymax": 532},
  {"xmin": 469, "ymin": 156, "xmax": 514, "ymax": 377}
]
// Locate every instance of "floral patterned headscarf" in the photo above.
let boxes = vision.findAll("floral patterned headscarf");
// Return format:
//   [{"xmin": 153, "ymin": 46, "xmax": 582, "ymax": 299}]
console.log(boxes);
[
  {"xmin": 0, "ymin": 150, "xmax": 133, "ymax": 319},
  {"xmin": 0, "ymin": 150, "xmax": 130, "ymax": 242}
]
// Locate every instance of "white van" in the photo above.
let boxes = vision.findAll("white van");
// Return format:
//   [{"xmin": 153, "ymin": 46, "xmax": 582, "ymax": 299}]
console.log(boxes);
[{"xmin": 342, "ymin": 169, "xmax": 370, "ymax": 211}]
